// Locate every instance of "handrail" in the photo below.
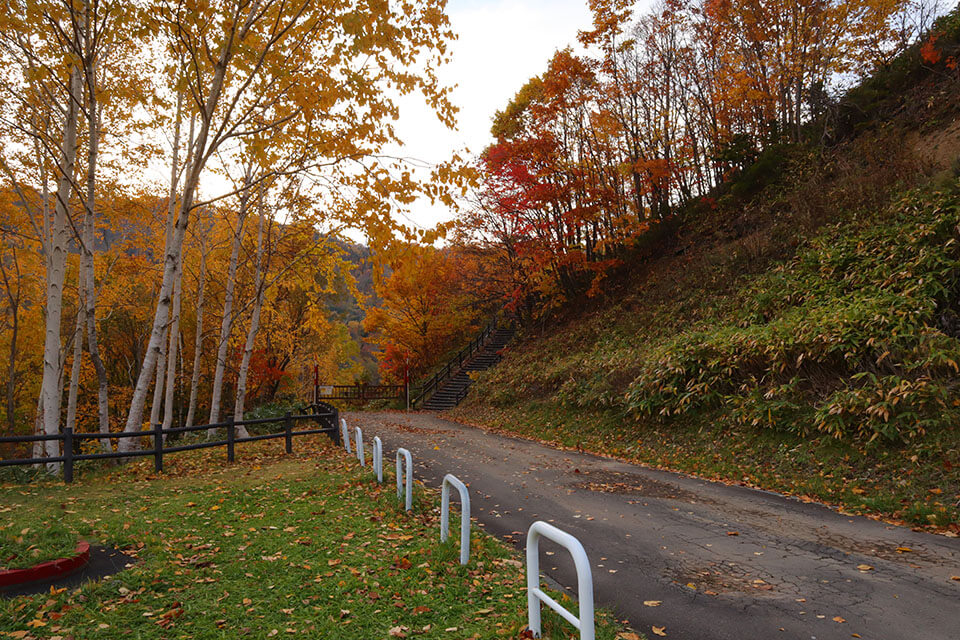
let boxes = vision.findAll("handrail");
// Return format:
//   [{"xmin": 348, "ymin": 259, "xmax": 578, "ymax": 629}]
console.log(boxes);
[
  {"xmin": 372, "ymin": 436, "xmax": 383, "ymax": 483},
  {"xmin": 526, "ymin": 521, "xmax": 595, "ymax": 640},
  {"xmin": 440, "ymin": 473, "xmax": 471, "ymax": 565},
  {"xmin": 396, "ymin": 447, "xmax": 413, "ymax": 511},
  {"xmin": 410, "ymin": 314, "xmax": 504, "ymax": 408},
  {"xmin": 355, "ymin": 426, "xmax": 364, "ymax": 466}
]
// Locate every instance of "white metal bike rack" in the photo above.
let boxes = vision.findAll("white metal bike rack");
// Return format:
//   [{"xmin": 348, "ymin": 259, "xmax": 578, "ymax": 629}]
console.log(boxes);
[
  {"xmin": 396, "ymin": 447, "xmax": 413, "ymax": 511},
  {"xmin": 372, "ymin": 436, "xmax": 383, "ymax": 483},
  {"xmin": 355, "ymin": 426, "xmax": 364, "ymax": 466},
  {"xmin": 340, "ymin": 418, "xmax": 351, "ymax": 453},
  {"xmin": 526, "ymin": 521, "xmax": 595, "ymax": 640},
  {"xmin": 440, "ymin": 474, "xmax": 471, "ymax": 565}
]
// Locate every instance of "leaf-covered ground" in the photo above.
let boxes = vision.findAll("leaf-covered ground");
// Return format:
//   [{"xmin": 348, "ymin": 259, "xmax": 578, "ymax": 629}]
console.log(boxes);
[{"xmin": 0, "ymin": 437, "xmax": 626, "ymax": 639}]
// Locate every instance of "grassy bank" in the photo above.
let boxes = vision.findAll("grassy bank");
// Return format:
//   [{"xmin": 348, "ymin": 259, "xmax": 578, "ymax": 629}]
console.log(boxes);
[
  {"xmin": 453, "ymin": 184, "xmax": 960, "ymax": 534},
  {"xmin": 1, "ymin": 438, "xmax": 626, "ymax": 639}
]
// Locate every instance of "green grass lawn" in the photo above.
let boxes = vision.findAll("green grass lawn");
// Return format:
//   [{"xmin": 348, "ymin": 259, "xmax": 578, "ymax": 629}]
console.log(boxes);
[{"xmin": 0, "ymin": 435, "xmax": 627, "ymax": 639}]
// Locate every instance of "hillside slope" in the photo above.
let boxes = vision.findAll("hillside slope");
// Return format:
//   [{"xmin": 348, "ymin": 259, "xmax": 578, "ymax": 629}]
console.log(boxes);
[{"xmin": 452, "ymin": 39, "xmax": 960, "ymax": 533}]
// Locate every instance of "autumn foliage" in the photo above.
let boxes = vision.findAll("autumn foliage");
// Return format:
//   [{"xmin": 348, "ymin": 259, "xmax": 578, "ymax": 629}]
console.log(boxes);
[{"xmin": 465, "ymin": 0, "xmax": 942, "ymax": 317}]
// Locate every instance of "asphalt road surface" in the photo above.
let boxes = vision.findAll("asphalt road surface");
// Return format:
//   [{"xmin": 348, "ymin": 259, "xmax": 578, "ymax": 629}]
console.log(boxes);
[{"xmin": 346, "ymin": 411, "xmax": 960, "ymax": 640}]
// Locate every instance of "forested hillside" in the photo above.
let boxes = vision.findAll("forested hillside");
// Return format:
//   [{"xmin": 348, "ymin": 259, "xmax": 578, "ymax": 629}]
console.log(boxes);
[{"xmin": 446, "ymin": 4, "xmax": 960, "ymax": 532}]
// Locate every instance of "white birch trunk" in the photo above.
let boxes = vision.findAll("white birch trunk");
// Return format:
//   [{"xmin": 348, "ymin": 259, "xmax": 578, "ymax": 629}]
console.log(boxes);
[
  {"xmin": 65, "ymin": 273, "xmax": 84, "ymax": 434},
  {"xmin": 207, "ymin": 173, "xmax": 252, "ymax": 434},
  {"xmin": 161, "ymin": 262, "xmax": 182, "ymax": 437},
  {"xmin": 32, "ymin": 162, "xmax": 50, "ymax": 462},
  {"xmin": 185, "ymin": 217, "xmax": 208, "ymax": 428},
  {"xmin": 39, "ymin": 68, "xmax": 80, "ymax": 472},
  {"xmin": 82, "ymin": 0, "xmax": 110, "ymax": 453},
  {"xmin": 161, "ymin": 111, "xmax": 195, "ymax": 438},
  {"xmin": 232, "ymin": 202, "xmax": 269, "ymax": 431},
  {"xmin": 121, "ymin": 44, "xmax": 233, "ymax": 449}
]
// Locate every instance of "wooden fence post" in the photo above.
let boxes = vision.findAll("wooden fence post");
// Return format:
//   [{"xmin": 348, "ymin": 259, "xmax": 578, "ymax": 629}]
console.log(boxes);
[
  {"xmin": 284, "ymin": 412, "xmax": 293, "ymax": 454},
  {"xmin": 227, "ymin": 416, "xmax": 235, "ymax": 463},
  {"xmin": 154, "ymin": 422, "xmax": 163, "ymax": 473},
  {"xmin": 63, "ymin": 427, "xmax": 74, "ymax": 484}
]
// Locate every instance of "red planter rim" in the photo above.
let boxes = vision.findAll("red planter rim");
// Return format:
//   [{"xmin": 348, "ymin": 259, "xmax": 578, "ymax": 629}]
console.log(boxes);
[{"xmin": 0, "ymin": 541, "xmax": 90, "ymax": 588}]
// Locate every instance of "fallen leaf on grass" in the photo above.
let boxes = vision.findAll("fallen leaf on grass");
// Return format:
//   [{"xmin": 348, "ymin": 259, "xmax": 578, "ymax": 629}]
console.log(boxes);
[
  {"xmin": 652, "ymin": 625, "xmax": 667, "ymax": 636},
  {"xmin": 643, "ymin": 600, "xmax": 662, "ymax": 607},
  {"xmin": 388, "ymin": 626, "xmax": 407, "ymax": 637}
]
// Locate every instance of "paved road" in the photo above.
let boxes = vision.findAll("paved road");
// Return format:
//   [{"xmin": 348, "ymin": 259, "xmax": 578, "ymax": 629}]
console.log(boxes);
[{"xmin": 346, "ymin": 412, "xmax": 960, "ymax": 640}]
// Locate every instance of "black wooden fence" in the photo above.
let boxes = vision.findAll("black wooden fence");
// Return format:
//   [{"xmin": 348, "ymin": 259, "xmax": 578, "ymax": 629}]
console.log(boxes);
[{"xmin": 0, "ymin": 402, "xmax": 341, "ymax": 483}]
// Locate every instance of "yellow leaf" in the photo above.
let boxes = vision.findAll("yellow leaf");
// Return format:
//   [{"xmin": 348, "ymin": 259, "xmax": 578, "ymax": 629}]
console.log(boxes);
[
  {"xmin": 643, "ymin": 600, "xmax": 662, "ymax": 607},
  {"xmin": 652, "ymin": 626, "xmax": 667, "ymax": 636},
  {"xmin": 856, "ymin": 564, "xmax": 874, "ymax": 572}
]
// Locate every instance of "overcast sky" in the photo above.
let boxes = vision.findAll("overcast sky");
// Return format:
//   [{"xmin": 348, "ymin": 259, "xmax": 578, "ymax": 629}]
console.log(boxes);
[{"xmin": 387, "ymin": 0, "xmax": 596, "ymax": 232}]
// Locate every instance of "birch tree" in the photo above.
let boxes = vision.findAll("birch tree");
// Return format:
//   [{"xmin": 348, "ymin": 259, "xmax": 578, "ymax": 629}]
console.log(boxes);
[
  {"xmin": 232, "ymin": 193, "xmax": 271, "ymax": 423},
  {"xmin": 122, "ymin": 0, "xmax": 459, "ymax": 447}
]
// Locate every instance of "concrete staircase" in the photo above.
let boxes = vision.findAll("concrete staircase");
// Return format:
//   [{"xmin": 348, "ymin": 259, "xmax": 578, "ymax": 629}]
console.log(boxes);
[{"xmin": 420, "ymin": 326, "xmax": 516, "ymax": 411}]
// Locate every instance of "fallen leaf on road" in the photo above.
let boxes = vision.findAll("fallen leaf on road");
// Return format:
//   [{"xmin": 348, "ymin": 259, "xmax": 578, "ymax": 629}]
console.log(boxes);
[
  {"xmin": 643, "ymin": 601, "xmax": 662, "ymax": 607},
  {"xmin": 617, "ymin": 633, "xmax": 641, "ymax": 640},
  {"xmin": 856, "ymin": 564, "xmax": 873, "ymax": 572},
  {"xmin": 726, "ymin": 531, "xmax": 739, "ymax": 536},
  {"xmin": 833, "ymin": 616, "xmax": 846, "ymax": 623},
  {"xmin": 950, "ymin": 576, "xmax": 960, "ymax": 581},
  {"xmin": 896, "ymin": 547, "xmax": 913, "ymax": 553},
  {"xmin": 652, "ymin": 626, "xmax": 667, "ymax": 636}
]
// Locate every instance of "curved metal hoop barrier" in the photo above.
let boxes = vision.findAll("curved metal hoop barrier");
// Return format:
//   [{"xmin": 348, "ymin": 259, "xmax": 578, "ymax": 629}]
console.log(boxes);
[
  {"xmin": 355, "ymin": 427, "xmax": 364, "ymax": 466},
  {"xmin": 372, "ymin": 437, "xmax": 383, "ymax": 483},
  {"xmin": 526, "ymin": 521, "xmax": 595, "ymax": 640},
  {"xmin": 340, "ymin": 418, "xmax": 351, "ymax": 453},
  {"xmin": 396, "ymin": 448, "xmax": 413, "ymax": 511},
  {"xmin": 440, "ymin": 474, "xmax": 471, "ymax": 565}
]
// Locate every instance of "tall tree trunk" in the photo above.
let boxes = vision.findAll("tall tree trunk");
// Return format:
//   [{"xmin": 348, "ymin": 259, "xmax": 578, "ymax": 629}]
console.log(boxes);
[
  {"xmin": 121, "ymin": 18, "xmax": 234, "ymax": 449},
  {"xmin": 32, "ymin": 157, "xmax": 50, "ymax": 460},
  {"xmin": 161, "ymin": 112, "xmax": 194, "ymax": 439},
  {"xmin": 82, "ymin": 28, "xmax": 110, "ymax": 451},
  {"xmin": 149, "ymin": 324, "xmax": 169, "ymax": 427},
  {"xmin": 65, "ymin": 272, "xmax": 84, "ymax": 435},
  {"xmin": 207, "ymin": 171, "xmax": 253, "ymax": 436},
  {"xmin": 0, "ymin": 250, "xmax": 21, "ymax": 433},
  {"xmin": 185, "ymin": 215, "xmax": 208, "ymax": 428},
  {"xmin": 39, "ymin": 67, "xmax": 80, "ymax": 471},
  {"xmin": 233, "ymin": 200, "xmax": 269, "ymax": 426},
  {"xmin": 161, "ymin": 263, "xmax": 182, "ymax": 438},
  {"xmin": 148, "ymin": 87, "xmax": 184, "ymax": 436}
]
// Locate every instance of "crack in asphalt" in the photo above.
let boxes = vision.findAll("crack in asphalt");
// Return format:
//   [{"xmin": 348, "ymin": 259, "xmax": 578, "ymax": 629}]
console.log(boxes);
[{"xmin": 349, "ymin": 412, "xmax": 960, "ymax": 640}]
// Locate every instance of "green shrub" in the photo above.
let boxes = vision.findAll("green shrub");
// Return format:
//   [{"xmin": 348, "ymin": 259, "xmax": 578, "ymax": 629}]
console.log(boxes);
[{"xmin": 624, "ymin": 188, "xmax": 960, "ymax": 442}]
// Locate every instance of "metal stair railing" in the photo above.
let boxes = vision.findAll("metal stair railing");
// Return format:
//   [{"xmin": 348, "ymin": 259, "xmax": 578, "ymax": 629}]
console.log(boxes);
[{"xmin": 410, "ymin": 315, "xmax": 510, "ymax": 409}]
